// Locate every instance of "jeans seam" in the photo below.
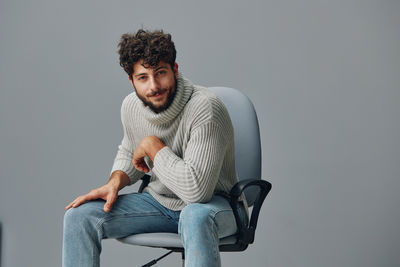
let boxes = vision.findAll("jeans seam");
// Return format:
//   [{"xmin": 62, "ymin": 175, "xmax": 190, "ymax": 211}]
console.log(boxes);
[
  {"xmin": 209, "ymin": 215, "xmax": 220, "ymax": 265},
  {"xmin": 94, "ymin": 212, "xmax": 162, "ymax": 231}
]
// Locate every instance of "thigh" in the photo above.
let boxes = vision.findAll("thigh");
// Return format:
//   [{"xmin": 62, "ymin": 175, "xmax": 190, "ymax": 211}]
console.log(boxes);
[
  {"xmin": 179, "ymin": 195, "xmax": 247, "ymax": 239},
  {"xmin": 75, "ymin": 192, "xmax": 180, "ymax": 239}
]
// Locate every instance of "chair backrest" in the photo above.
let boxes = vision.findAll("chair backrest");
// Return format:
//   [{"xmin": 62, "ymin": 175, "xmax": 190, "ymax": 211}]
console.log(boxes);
[{"xmin": 209, "ymin": 87, "xmax": 262, "ymax": 206}]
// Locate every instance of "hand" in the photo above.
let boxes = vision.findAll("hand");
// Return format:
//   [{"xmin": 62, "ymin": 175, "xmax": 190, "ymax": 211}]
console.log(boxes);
[
  {"xmin": 132, "ymin": 142, "xmax": 149, "ymax": 173},
  {"xmin": 132, "ymin": 136, "xmax": 166, "ymax": 173},
  {"xmin": 65, "ymin": 182, "xmax": 118, "ymax": 213}
]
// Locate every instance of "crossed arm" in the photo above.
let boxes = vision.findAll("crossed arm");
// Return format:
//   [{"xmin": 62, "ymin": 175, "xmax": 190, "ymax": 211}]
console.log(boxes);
[{"xmin": 65, "ymin": 136, "xmax": 165, "ymax": 213}]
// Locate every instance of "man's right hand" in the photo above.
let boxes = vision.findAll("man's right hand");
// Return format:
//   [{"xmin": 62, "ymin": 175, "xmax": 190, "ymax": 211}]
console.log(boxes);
[{"xmin": 65, "ymin": 170, "xmax": 130, "ymax": 213}]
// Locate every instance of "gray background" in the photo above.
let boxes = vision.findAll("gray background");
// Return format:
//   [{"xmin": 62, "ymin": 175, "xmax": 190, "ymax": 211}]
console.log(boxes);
[{"xmin": 1, "ymin": 0, "xmax": 399, "ymax": 266}]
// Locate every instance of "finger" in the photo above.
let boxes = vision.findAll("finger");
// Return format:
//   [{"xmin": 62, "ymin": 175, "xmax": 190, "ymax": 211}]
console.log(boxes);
[
  {"xmin": 65, "ymin": 187, "xmax": 104, "ymax": 211},
  {"xmin": 71, "ymin": 194, "xmax": 93, "ymax": 208},
  {"xmin": 142, "ymin": 166, "xmax": 150, "ymax": 173},
  {"xmin": 65, "ymin": 196, "xmax": 81, "ymax": 210},
  {"xmin": 132, "ymin": 158, "xmax": 142, "ymax": 169},
  {"xmin": 104, "ymin": 193, "xmax": 117, "ymax": 213},
  {"xmin": 135, "ymin": 164, "xmax": 148, "ymax": 173},
  {"xmin": 65, "ymin": 201, "xmax": 74, "ymax": 210},
  {"xmin": 140, "ymin": 163, "xmax": 150, "ymax": 173},
  {"xmin": 133, "ymin": 159, "xmax": 149, "ymax": 173}
]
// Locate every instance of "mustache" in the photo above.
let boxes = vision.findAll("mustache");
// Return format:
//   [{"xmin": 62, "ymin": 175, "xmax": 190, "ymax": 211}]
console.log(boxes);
[{"xmin": 147, "ymin": 89, "xmax": 167, "ymax": 97}]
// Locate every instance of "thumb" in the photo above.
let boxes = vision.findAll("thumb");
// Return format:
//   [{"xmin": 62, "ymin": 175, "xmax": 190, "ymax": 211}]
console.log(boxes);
[{"xmin": 104, "ymin": 193, "xmax": 117, "ymax": 213}]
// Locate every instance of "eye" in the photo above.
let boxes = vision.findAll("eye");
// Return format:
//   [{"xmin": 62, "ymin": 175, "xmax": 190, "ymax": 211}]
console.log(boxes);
[
  {"xmin": 137, "ymin": 76, "xmax": 146, "ymax": 81},
  {"xmin": 156, "ymin": 70, "xmax": 166, "ymax": 76}
]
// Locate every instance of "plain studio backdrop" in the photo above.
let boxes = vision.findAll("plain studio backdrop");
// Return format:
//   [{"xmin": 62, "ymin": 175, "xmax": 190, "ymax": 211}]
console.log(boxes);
[{"xmin": 1, "ymin": 1, "xmax": 399, "ymax": 266}]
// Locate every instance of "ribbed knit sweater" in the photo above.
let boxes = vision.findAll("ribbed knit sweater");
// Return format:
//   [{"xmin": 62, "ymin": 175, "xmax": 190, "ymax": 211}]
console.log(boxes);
[{"xmin": 111, "ymin": 73, "xmax": 238, "ymax": 211}]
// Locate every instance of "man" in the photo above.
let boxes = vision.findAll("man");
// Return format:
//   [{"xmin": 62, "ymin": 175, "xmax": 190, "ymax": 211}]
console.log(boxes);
[{"xmin": 63, "ymin": 29, "xmax": 247, "ymax": 267}]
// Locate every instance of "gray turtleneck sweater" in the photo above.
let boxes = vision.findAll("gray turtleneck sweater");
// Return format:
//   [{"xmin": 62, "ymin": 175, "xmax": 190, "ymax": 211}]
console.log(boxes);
[{"xmin": 111, "ymin": 73, "xmax": 238, "ymax": 211}]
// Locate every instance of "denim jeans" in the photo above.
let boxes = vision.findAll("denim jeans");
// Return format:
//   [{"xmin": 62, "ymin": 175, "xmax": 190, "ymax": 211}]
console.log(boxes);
[{"xmin": 63, "ymin": 192, "xmax": 247, "ymax": 267}]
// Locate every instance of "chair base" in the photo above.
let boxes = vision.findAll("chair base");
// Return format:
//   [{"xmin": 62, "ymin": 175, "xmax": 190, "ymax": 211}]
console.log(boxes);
[{"xmin": 141, "ymin": 250, "xmax": 184, "ymax": 267}]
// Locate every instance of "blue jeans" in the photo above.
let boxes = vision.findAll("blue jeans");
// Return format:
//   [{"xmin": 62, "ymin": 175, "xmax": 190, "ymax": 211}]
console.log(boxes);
[{"xmin": 63, "ymin": 192, "xmax": 247, "ymax": 267}]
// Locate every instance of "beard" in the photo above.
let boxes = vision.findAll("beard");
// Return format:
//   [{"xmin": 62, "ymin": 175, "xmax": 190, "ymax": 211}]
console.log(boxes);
[{"xmin": 134, "ymin": 76, "xmax": 178, "ymax": 113}]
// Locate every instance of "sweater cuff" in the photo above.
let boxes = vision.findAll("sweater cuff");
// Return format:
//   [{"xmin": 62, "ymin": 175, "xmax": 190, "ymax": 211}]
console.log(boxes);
[{"xmin": 152, "ymin": 146, "xmax": 178, "ymax": 174}]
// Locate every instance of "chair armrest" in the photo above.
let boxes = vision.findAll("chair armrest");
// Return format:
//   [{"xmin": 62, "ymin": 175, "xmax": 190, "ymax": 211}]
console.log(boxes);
[
  {"xmin": 138, "ymin": 174, "xmax": 151, "ymax": 193},
  {"xmin": 229, "ymin": 179, "xmax": 272, "ymax": 246}
]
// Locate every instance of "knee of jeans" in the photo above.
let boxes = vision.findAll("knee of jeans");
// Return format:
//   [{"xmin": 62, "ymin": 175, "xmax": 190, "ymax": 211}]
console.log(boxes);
[
  {"xmin": 64, "ymin": 207, "xmax": 83, "ymax": 228},
  {"xmin": 64, "ymin": 204, "xmax": 100, "ymax": 230},
  {"xmin": 179, "ymin": 203, "xmax": 215, "ymax": 234}
]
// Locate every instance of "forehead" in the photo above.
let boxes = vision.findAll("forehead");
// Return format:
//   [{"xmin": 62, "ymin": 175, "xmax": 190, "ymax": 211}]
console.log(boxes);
[{"xmin": 133, "ymin": 60, "xmax": 171, "ymax": 74}]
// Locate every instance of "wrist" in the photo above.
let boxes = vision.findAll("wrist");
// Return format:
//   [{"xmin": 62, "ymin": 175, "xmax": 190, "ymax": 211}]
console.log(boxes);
[
  {"xmin": 109, "ymin": 170, "xmax": 130, "ymax": 190},
  {"xmin": 144, "ymin": 136, "xmax": 166, "ymax": 161}
]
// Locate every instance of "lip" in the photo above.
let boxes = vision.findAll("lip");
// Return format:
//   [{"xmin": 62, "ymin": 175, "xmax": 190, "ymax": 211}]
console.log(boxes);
[{"xmin": 150, "ymin": 91, "xmax": 166, "ymax": 99}]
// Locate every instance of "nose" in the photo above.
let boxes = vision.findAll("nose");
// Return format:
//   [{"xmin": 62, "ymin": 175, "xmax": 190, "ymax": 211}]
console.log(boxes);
[{"xmin": 148, "ymin": 76, "xmax": 160, "ymax": 95}]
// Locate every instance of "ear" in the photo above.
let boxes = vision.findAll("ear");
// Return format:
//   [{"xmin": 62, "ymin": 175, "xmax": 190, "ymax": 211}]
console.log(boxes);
[{"xmin": 173, "ymin": 63, "xmax": 179, "ymax": 78}]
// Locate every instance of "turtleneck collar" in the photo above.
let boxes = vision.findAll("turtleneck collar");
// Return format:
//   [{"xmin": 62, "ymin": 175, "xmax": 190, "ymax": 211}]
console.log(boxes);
[{"xmin": 133, "ymin": 72, "xmax": 194, "ymax": 125}]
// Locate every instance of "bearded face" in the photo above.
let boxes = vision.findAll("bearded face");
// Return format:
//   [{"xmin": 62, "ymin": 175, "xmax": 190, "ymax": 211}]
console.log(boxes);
[{"xmin": 130, "ymin": 60, "xmax": 179, "ymax": 113}]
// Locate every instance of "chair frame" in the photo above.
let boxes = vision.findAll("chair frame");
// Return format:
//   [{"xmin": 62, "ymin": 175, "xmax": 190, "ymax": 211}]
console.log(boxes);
[{"xmin": 137, "ymin": 174, "xmax": 271, "ymax": 265}]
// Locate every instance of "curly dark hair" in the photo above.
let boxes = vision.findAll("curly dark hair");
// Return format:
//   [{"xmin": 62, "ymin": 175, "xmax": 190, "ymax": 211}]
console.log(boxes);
[{"xmin": 118, "ymin": 29, "xmax": 176, "ymax": 78}]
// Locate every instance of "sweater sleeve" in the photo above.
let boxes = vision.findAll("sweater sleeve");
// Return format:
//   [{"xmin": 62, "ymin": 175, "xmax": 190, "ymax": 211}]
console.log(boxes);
[
  {"xmin": 152, "ymin": 121, "xmax": 230, "ymax": 204},
  {"xmin": 110, "ymin": 99, "xmax": 144, "ymax": 185}
]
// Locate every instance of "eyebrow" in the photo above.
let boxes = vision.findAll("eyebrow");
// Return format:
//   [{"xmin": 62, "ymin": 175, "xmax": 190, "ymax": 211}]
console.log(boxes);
[
  {"xmin": 134, "ymin": 73, "xmax": 147, "ymax": 78},
  {"xmin": 154, "ymin": 65, "xmax": 168, "ymax": 71},
  {"xmin": 134, "ymin": 66, "xmax": 168, "ymax": 78}
]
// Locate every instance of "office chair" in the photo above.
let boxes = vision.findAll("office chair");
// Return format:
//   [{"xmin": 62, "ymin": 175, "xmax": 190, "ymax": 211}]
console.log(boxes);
[{"xmin": 118, "ymin": 87, "xmax": 272, "ymax": 266}]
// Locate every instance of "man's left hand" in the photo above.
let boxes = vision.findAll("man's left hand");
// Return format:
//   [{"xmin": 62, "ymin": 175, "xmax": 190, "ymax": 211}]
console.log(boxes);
[{"xmin": 133, "ymin": 136, "xmax": 166, "ymax": 173}]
